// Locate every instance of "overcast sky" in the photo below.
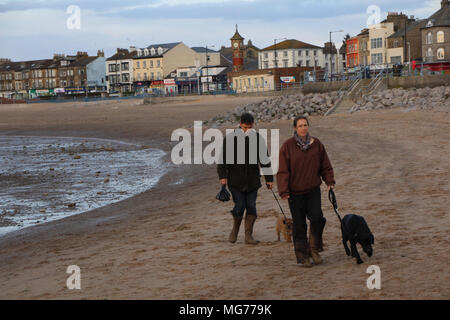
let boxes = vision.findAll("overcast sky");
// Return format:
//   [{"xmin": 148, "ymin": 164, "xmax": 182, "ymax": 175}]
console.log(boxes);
[{"xmin": 0, "ymin": 0, "xmax": 441, "ymax": 61}]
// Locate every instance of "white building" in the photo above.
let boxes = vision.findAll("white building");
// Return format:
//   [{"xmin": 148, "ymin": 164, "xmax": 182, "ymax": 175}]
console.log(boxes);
[
  {"xmin": 106, "ymin": 48, "xmax": 137, "ymax": 93},
  {"xmin": 259, "ymin": 39, "xmax": 324, "ymax": 70},
  {"xmin": 369, "ymin": 22, "xmax": 395, "ymax": 69}
]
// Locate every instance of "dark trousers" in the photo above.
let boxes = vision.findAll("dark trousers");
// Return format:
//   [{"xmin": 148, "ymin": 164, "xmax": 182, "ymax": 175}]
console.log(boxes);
[
  {"xmin": 229, "ymin": 186, "xmax": 258, "ymax": 217},
  {"xmin": 288, "ymin": 187, "xmax": 326, "ymax": 255}
]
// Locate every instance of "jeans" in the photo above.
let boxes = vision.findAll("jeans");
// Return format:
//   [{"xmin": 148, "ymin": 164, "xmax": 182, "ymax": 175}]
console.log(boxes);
[
  {"xmin": 229, "ymin": 186, "xmax": 258, "ymax": 217},
  {"xmin": 288, "ymin": 187, "xmax": 326, "ymax": 254}
]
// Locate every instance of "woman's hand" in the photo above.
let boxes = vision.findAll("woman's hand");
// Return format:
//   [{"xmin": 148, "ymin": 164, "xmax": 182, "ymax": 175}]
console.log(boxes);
[
  {"xmin": 327, "ymin": 185, "xmax": 335, "ymax": 191},
  {"xmin": 220, "ymin": 179, "xmax": 227, "ymax": 185}
]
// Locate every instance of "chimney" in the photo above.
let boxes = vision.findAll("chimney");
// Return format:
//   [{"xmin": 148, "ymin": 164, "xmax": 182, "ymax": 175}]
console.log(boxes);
[
  {"xmin": 129, "ymin": 46, "xmax": 137, "ymax": 52},
  {"xmin": 76, "ymin": 51, "xmax": 88, "ymax": 57},
  {"xmin": 442, "ymin": 0, "xmax": 449, "ymax": 8},
  {"xmin": 97, "ymin": 50, "xmax": 104, "ymax": 57}
]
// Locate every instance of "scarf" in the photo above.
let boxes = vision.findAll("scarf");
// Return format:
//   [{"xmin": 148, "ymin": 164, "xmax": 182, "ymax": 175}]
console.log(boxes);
[{"xmin": 294, "ymin": 131, "xmax": 312, "ymax": 151}]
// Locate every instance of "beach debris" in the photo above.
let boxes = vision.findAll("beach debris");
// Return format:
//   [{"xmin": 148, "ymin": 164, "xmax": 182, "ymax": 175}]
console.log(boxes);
[
  {"xmin": 40, "ymin": 208, "xmax": 46, "ymax": 213},
  {"xmin": 104, "ymin": 178, "xmax": 110, "ymax": 183},
  {"xmin": 67, "ymin": 203, "xmax": 77, "ymax": 208},
  {"xmin": 73, "ymin": 155, "xmax": 81, "ymax": 159}
]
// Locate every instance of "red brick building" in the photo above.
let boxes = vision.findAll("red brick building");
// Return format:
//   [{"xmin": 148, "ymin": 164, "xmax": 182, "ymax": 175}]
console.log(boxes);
[{"xmin": 346, "ymin": 37, "xmax": 359, "ymax": 68}]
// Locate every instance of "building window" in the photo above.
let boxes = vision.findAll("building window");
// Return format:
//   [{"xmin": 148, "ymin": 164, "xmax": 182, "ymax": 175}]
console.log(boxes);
[
  {"xmin": 137, "ymin": 61, "xmax": 140, "ymax": 69},
  {"xmin": 264, "ymin": 62, "xmax": 268, "ymax": 69},
  {"xmin": 298, "ymin": 50, "xmax": 302, "ymax": 56},
  {"xmin": 391, "ymin": 56, "xmax": 402, "ymax": 64},
  {"xmin": 437, "ymin": 31, "xmax": 444, "ymax": 43},
  {"xmin": 314, "ymin": 50, "xmax": 317, "ymax": 56},
  {"xmin": 315, "ymin": 60, "xmax": 318, "ymax": 67},
  {"xmin": 371, "ymin": 38, "xmax": 382, "ymax": 49},
  {"xmin": 150, "ymin": 61, "xmax": 154, "ymax": 68},
  {"xmin": 151, "ymin": 72, "xmax": 154, "ymax": 80},
  {"xmin": 254, "ymin": 77, "xmax": 258, "ymax": 87},
  {"xmin": 306, "ymin": 60, "xmax": 310, "ymax": 67},
  {"xmin": 157, "ymin": 60, "xmax": 161, "ymax": 67},
  {"xmin": 283, "ymin": 51, "xmax": 288, "ymax": 57},
  {"xmin": 260, "ymin": 77, "xmax": 264, "ymax": 87},
  {"xmin": 298, "ymin": 60, "xmax": 302, "ymax": 66},
  {"xmin": 371, "ymin": 53, "xmax": 383, "ymax": 64},
  {"xmin": 122, "ymin": 73, "xmax": 129, "ymax": 82},
  {"xmin": 437, "ymin": 48, "xmax": 445, "ymax": 60},
  {"xmin": 427, "ymin": 48, "xmax": 433, "ymax": 60},
  {"xmin": 283, "ymin": 61, "xmax": 288, "ymax": 67},
  {"xmin": 143, "ymin": 61, "xmax": 147, "ymax": 68},
  {"xmin": 393, "ymin": 40, "xmax": 399, "ymax": 48},
  {"xmin": 264, "ymin": 52, "xmax": 268, "ymax": 59},
  {"xmin": 427, "ymin": 32, "xmax": 433, "ymax": 44},
  {"xmin": 305, "ymin": 50, "xmax": 309, "ymax": 56},
  {"xmin": 121, "ymin": 62, "xmax": 129, "ymax": 71}
]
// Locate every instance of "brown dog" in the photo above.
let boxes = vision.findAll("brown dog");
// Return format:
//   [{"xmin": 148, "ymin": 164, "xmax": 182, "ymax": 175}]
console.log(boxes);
[{"xmin": 276, "ymin": 216, "xmax": 293, "ymax": 242}]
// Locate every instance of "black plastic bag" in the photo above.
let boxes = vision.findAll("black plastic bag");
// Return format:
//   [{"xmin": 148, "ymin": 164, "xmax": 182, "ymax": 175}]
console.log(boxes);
[{"xmin": 216, "ymin": 184, "xmax": 231, "ymax": 202}]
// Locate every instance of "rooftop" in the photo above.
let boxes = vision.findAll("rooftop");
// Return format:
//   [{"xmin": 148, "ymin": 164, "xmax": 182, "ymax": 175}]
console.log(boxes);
[{"xmin": 261, "ymin": 39, "xmax": 322, "ymax": 51}]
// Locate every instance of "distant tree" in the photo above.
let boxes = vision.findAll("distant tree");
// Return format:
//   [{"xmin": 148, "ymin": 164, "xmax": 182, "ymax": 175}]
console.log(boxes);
[{"xmin": 342, "ymin": 33, "xmax": 351, "ymax": 47}]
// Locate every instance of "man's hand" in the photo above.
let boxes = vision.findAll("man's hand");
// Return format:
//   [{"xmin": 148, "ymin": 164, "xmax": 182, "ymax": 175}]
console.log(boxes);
[
  {"xmin": 266, "ymin": 182, "xmax": 273, "ymax": 189},
  {"xmin": 327, "ymin": 185, "xmax": 335, "ymax": 191},
  {"xmin": 220, "ymin": 179, "xmax": 227, "ymax": 185},
  {"xmin": 281, "ymin": 194, "xmax": 290, "ymax": 200}
]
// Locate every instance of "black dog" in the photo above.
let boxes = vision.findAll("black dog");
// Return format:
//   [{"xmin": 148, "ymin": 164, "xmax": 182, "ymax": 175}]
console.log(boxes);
[{"xmin": 341, "ymin": 214, "xmax": 374, "ymax": 264}]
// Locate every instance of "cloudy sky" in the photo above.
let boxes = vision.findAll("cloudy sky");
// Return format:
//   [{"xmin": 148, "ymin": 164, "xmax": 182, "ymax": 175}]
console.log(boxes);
[{"xmin": 0, "ymin": 0, "xmax": 441, "ymax": 61}]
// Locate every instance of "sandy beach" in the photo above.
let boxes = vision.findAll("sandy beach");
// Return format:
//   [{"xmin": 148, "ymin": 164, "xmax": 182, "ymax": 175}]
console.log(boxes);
[{"xmin": 0, "ymin": 94, "xmax": 449, "ymax": 299}]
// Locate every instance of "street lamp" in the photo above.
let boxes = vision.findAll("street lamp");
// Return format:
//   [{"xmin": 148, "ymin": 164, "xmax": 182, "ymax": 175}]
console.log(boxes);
[
  {"xmin": 329, "ymin": 30, "xmax": 344, "ymax": 81},
  {"xmin": 274, "ymin": 37, "xmax": 286, "ymax": 90},
  {"xmin": 205, "ymin": 45, "xmax": 215, "ymax": 93},
  {"xmin": 406, "ymin": 42, "xmax": 411, "ymax": 75},
  {"xmin": 274, "ymin": 38, "xmax": 287, "ymax": 69}
]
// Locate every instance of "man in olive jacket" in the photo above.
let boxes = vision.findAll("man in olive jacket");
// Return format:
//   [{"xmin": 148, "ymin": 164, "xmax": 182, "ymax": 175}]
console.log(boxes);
[{"xmin": 217, "ymin": 113, "xmax": 273, "ymax": 244}]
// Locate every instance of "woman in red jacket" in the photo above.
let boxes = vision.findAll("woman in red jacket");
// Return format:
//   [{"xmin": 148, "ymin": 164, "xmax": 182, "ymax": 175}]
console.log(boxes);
[{"xmin": 277, "ymin": 116, "xmax": 335, "ymax": 267}]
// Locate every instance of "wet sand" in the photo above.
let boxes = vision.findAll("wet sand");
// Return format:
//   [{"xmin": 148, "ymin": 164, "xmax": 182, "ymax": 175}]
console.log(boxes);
[{"xmin": 0, "ymin": 95, "xmax": 449, "ymax": 299}]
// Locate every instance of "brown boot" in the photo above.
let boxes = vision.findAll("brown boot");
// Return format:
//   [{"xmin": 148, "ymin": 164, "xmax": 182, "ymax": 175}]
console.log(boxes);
[
  {"xmin": 228, "ymin": 215, "xmax": 243, "ymax": 243},
  {"xmin": 309, "ymin": 217, "xmax": 326, "ymax": 252},
  {"xmin": 244, "ymin": 214, "xmax": 259, "ymax": 245},
  {"xmin": 295, "ymin": 250, "xmax": 312, "ymax": 268},
  {"xmin": 294, "ymin": 241, "xmax": 312, "ymax": 267},
  {"xmin": 309, "ymin": 219, "xmax": 326, "ymax": 264},
  {"xmin": 309, "ymin": 249, "xmax": 323, "ymax": 265}
]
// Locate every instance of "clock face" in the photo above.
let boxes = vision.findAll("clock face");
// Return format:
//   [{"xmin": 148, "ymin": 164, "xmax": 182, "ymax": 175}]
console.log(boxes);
[{"xmin": 233, "ymin": 42, "xmax": 238, "ymax": 48}]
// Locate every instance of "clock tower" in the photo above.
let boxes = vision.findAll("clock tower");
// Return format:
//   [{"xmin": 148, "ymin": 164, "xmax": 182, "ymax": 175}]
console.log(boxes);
[{"xmin": 231, "ymin": 25, "xmax": 244, "ymax": 72}]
